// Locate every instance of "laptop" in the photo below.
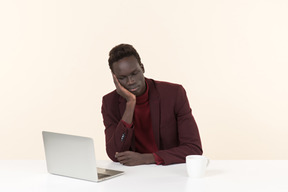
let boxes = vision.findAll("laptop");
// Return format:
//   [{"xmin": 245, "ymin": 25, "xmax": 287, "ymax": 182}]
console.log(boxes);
[{"xmin": 42, "ymin": 131, "xmax": 124, "ymax": 182}]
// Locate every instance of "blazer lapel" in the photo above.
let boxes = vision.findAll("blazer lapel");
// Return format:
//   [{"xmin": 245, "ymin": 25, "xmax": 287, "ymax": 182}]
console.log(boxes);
[{"xmin": 147, "ymin": 79, "xmax": 161, "ymax": 149}]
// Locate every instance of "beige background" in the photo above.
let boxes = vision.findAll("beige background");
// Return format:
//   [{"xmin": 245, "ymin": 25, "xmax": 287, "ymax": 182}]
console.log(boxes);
[{"xmin": 1, "ymin": 0, "xmax": 287, "ymax": 160}]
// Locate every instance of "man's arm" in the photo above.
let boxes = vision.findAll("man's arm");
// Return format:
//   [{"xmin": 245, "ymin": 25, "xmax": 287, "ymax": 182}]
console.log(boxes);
[
  {"xmin": 101, "ymin": 74, "xmax": 137, "ymax": 161},
  {"xmin": 102, "ymin": 97, "xmax": 135, "ymax": 161}
]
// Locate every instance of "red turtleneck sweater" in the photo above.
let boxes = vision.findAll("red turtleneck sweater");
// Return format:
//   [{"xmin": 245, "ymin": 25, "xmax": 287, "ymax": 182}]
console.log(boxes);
[{"xmin": 122, "ymin": 82, "xmax": 164, "ymax": 165}]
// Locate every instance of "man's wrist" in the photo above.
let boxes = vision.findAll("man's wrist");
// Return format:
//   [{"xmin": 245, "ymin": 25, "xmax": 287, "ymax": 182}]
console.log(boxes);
[
  {"xmin": 121, "ymin": 100, "xmax": 136, "ymax": 124},
  {"xmin": 143, "ymin": 153, "xmax": 156, "ymax": 164},
  {"xmin": 126, "ymin": 99, "xmax": 136, "ymax": 106},
  {"xmin": 121, "ymin": 120, "xmax": 133, "ymax": 128}
]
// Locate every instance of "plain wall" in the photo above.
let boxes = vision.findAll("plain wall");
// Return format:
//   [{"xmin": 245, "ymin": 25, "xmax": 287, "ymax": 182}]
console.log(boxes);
[{"xmin": 1, "ymin": 0, "xmax": 287, "ymax": 160}]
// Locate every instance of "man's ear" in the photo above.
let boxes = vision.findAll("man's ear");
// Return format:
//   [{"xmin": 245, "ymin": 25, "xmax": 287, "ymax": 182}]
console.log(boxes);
[{"xmin": 140, "ymin": 63, "xmax": 145, "ymax": 73}]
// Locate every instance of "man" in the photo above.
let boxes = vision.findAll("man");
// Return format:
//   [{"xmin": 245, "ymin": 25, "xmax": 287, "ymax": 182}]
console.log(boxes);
[{"xmin": 101, "ymin": 44, "xmax": 202, "ymax": 166}]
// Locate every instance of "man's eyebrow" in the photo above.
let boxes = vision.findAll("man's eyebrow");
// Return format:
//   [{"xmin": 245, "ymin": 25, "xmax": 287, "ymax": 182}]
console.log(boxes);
[{"xmin": 118, "ymin": 69, "xmax": 139, "ymax": 77}]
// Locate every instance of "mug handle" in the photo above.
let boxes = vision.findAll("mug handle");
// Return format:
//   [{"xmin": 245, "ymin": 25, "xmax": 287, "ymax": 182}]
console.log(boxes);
[{"xmin": 206, "ymin": 158, "xmax": 210, "ymax": 167}]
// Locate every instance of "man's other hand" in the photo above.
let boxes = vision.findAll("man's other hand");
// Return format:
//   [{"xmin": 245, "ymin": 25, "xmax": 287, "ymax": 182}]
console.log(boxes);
[{"xmin": 115, "ymin": 151, "xmax": 155, "ymax": 166}]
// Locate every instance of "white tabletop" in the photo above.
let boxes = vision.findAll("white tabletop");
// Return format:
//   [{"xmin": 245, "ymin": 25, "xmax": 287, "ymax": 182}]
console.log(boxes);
[{"xmin": 1, "ymin": 160, "xmax": 288, "ymax": 192}]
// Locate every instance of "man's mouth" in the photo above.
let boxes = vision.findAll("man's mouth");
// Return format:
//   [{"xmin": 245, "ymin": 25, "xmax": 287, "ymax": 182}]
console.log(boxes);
[{"xmin": 129, "ymin": 87, "xmax": 138, "ymax": 92}]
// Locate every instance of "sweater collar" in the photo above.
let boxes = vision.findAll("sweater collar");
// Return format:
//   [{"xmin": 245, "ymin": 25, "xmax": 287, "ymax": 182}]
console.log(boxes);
[{"xmin": 136, "ymin": 80, "xmax": 149, "ymax": 105}]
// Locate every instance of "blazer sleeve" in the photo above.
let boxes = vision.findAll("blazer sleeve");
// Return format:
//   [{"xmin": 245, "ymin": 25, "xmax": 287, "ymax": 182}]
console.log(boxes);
[
  {"xmin": 101, "ymin": 95, "xmax": 135, "ymax": 162},
  {"xmin": 155, "ymin": 85, "xmax": 203, "ymax": 165}
]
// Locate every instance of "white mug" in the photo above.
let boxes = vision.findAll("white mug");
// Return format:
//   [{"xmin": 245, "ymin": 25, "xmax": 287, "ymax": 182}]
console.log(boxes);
[{"xmin": 186, "ymin": 155, "xmax": 209, "ymax": 178}]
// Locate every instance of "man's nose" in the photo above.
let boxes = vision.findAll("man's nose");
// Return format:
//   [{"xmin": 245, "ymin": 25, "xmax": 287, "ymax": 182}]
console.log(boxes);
[{"xmin": 127, "ymin": 76, "xmax": 134, "ymax": 85}]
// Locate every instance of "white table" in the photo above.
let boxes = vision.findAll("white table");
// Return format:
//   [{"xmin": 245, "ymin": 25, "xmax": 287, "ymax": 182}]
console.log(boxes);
[{"xmin": 1, "ymin": 160, "xmax": 288, "ymax": 192}]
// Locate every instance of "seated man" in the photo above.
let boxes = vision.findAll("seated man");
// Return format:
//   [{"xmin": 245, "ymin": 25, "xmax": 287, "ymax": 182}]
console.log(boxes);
[{"xmin": 101, "ymin": 44, "xmax": 202, "ymax": 166}]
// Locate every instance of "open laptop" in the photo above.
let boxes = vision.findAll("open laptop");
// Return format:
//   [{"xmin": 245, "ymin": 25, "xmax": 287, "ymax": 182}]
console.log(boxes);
[{"xmin": 42, "ymin": 131, "xmax": 124, "ymax": 182}]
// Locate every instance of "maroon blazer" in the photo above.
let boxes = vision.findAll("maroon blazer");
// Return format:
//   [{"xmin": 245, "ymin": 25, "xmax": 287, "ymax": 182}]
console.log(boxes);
[{"xmin": 101, "ymin": 78, "xmax": 202, "ymax": 165}]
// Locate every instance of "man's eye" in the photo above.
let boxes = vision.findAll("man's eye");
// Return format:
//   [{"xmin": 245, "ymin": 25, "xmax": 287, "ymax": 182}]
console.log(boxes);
[{"xmin": 118, "ymin": 77, "xmax": 125, "ymax": 80}]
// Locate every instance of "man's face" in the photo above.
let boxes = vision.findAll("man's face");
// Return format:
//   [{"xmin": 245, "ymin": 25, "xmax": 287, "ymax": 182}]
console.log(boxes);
[{"xmin": 112, "ymin": 56, "xmax": 146, "ymax": 96}]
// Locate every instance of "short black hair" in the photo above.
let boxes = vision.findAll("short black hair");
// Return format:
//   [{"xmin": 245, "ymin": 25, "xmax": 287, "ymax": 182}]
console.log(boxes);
[{"xmin": 108, "ymin": 44, "xmax": 142, "ymax": 71}]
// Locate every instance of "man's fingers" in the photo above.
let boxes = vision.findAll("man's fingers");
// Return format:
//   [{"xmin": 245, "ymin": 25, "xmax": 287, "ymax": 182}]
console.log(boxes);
[
  {"xmin": 115, "ymin": 152, "xmax": 128, "ymax": 161},
  {"xmin": 112, "ymin": 73, "xmax": 120, "ymax": 87},
  {"xmin": 115, "ymin": 151, "xmax": 142, "ymax": 166},
  {"xmin": 115, "ymin": 151, "xmax": 135, "ymax": 165},
  {"xmin": 111, "ymin": 73, "xmax": 127, "ymax": 95},
  {"xmin": 116, "ymin": 155, "xmax": 127, "ymax": 162},
  {"xmin": 118, "ymin": 157, "xmax": 133, "ymax": 166},
  {"xmin": 115, "ymin": 151, "xmax": 125, "ymax": 158}
]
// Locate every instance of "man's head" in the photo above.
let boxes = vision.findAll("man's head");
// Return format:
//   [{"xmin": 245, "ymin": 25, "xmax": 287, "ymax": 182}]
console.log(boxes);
[
  {"xmin": 108, "ymin": 44, "xmax": 146, "ymax": 96},
  {"xmin": 108, "ymin": 44, "xmax": 143, "ymax": 71}
]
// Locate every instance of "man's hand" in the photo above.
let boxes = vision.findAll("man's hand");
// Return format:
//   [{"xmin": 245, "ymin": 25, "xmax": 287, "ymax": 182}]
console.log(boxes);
[
  {"xmin": 112, "ymin": 73, "xmax": 136, "ymax": 102},
  {"xmin": 112, "ymin": 73, "xmax": 136, "ymax": 124},
  {"xmin": 115, "ymin": 151, "xmax": 155, "ymax": 166}
]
